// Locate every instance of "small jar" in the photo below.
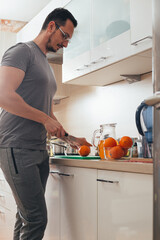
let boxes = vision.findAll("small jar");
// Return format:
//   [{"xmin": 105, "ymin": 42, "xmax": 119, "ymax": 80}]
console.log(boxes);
[{"xmin": 132, "ymin": 142, "xmax": 138, "ymax": 158}]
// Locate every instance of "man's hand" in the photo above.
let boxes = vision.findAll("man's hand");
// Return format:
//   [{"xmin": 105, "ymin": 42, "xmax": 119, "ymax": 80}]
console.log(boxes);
[
  {"xmin": 75, "ymin": 137, "xmax": 92, "ymax": 147},
  {"xmin": 61, "ymin": 135, "xmax": 92, "ymax": 149},
  {"xmin": 44, "ymin": 116, "xmax": 66, "ymax": 138}
]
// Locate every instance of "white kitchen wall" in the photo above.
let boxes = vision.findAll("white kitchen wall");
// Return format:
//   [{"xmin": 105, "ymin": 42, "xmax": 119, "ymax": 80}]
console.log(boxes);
[
  {"xmin": 0, "ymin": 31, "xmax": 16, "ymax": 61},
  {"xmin": 16, "ymin": 0, "xmax": 70, "ymax": 42},
  {"xmin": 53, "ymin": 73, "xmax": 152, "ymax": 144}
]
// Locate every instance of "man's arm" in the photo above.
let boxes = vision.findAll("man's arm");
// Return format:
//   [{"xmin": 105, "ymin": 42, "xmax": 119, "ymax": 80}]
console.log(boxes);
[{"xmin": 0, "ymin": 66, "xmax": 66, "ymax": 138}]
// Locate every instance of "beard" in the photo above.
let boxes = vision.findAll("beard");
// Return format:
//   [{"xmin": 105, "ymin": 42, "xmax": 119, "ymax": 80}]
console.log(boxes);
[
  {"xmin": 46, "ymin": 31, "xmax": 57, "ymax": 53},
  {"xmin": 46, "ymin": 45, "xmax": 56, "ymax": 52}
]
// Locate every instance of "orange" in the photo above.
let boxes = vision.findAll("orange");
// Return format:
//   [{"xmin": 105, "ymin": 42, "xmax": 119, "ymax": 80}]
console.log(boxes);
[
  {"xmin": 98, "ymin": 140, "xmax": 105, "ymax": 159},
  {"xmin": 123, "ymin": 148, "xmax": 129, "ymax": 157},
  {"xmin": 103, "ymin": 137, "xmax": 117, "ymax": 148},
  {"xmin": 108, "ymin": 145, "xmax": 124, "ymax": 159},
  {"xmin": 78, "ymin": 145, "xmax": 90, "ymax": 156},
  {"xmin": 119, "ymin": 136, "xmax": 133, "ymax": 149}
]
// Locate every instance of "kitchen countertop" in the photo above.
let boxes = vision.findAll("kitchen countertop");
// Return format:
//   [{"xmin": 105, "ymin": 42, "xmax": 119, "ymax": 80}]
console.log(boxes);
[{"xmin": 50, "ymin": 157, "xmax": 153, "ymax": 175}]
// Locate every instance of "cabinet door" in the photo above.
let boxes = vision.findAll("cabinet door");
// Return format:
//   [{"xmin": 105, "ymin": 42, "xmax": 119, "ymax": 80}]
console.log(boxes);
[
  {"xmin": 59, "ymin": 166, "xmax": 97, "ymax": 240},
  {"xmin": 130, "ymin": 0, "xmax": 152, "ymax": 54},
  {"xmin": 91, "ymin": 0, "xmax": 131, "ymax": 71},
  {"xmin": 44, "ymin": 166, "xmax": 61, "ymax": 240},
  {"xmin": 62, "ymin": 0, "xmax": 91, "ymax": 82},
  {"xmin": 97, "ymin": 170, "xmax": 153, "ymax": 240}
]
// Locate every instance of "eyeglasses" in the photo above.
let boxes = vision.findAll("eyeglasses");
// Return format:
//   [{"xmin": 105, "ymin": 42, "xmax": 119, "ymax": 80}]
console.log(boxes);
[{"xmin": 55, "ymin": 22, "xmax": 71, "ymax": 42}]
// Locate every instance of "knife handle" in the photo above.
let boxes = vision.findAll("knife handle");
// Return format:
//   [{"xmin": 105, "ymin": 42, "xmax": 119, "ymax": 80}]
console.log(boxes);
[{"xmin": 65, "ymin": 132, "xmax": 69, "ymax": 137}]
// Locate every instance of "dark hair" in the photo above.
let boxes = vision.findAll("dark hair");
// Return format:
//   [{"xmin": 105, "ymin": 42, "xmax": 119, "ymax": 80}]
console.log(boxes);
[{"xmin": 41, "ymin": 8, "xmax": 78, "ymax": 30}]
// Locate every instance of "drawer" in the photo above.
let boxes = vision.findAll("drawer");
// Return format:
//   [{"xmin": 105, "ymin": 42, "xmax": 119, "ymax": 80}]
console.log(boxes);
[{"xmin": 0, "ymin": 190, "xmax": 17, "ymax": 214}]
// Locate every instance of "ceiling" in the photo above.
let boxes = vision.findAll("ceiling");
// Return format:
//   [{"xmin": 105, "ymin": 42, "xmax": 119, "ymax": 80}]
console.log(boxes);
[{"xmin": 0, "ymin": 0, "xmax": 52, "ymax": 22}]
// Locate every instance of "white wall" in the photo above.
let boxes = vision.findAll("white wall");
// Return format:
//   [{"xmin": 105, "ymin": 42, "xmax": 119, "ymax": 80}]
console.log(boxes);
[
  {"xmin": 0, "ymin": 31, "xmax": 17, "ymax": 62},
  {"xmin": 53, "ymin": 73, "xmax": 153, "ymax": 144},
  {"xmin": 16, "ymin": 0, "xmax": 71, "ymax": 42}
]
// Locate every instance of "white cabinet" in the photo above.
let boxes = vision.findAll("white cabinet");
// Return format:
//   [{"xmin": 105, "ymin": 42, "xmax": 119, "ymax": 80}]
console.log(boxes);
[
  {"xmin": 59, "ymin": 166, "xmax": 97, "ymax": 240},
  {"xmin": 63, "ymin": 0, "xmax": 91, "ymax": 82},
  {"xmin": 62, "ymin": 0, "xmax": 152, "ymax": 86},
  {"xmin": 63, "ymin": 0, "xmax": 131, "ymax": 83},
  {"xmin": 97, "ymin": 170, "xmax": 153, "ymax": 240},
  {"xmin": 44, "ymin": 165, "xmax": 61, "ymax": 240},
  {"xmin": 46, "ymin": 165, "xmax": 153, "ymax": 240},
  {"xmin": 130, "ymin": 0, "xmax": 152, "ymax": 54},
  {"xmin": 45, "ymin": 165, "xmax": 97, "ymax": 240},
  {"xmin": 90, "ymin": 0, "xmax": 131, "ymax": 72}
]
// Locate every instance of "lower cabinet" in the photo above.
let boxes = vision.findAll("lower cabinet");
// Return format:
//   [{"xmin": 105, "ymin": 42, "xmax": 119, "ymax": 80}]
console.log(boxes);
[
  {"xmin": 59, "ymin": 166, "xmax": 97, "ymax": 240},
  {"xmin": 97, "ymin": 170, "xmax": 153, "ymax": 240},
  {"xmin": 45, "ymin": 165, "xmax": 97, "ymax": 240},
  {"xmin": 45, "ymin": 165, "xmax": 153, "ymax": 240},
  {"xmin": 45, "ymin": 165, "xmax": 61, "ymax": 240}
]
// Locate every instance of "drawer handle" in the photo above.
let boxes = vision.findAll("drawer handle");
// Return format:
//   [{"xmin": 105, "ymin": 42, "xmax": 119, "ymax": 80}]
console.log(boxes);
[
  {"xmin": 50, "ymin": 171, "xmax": 74, "ymax": 177},
  {"xmin": 131, "ymin": 36, "xmax": 152, "ymax": 46},
  {"xmin": 59, "ymin": 173, "xmax": 74, "ymax": 177},
  {"xmin": 0, "ymin": 194, "xmax": 5, "ymax": 198},
  {"xmin": 50, "ymin": 171, "xmax": 60, "ymax": 175},
  {"xmin": 97, "ymin": 178, "xmax": 119, "ymax": 184}
]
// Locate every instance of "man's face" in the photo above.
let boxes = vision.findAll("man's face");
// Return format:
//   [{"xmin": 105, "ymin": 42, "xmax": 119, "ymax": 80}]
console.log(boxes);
[{"xmin": 46, "ymin": 19, "xmax": 74, "ymax": 53}]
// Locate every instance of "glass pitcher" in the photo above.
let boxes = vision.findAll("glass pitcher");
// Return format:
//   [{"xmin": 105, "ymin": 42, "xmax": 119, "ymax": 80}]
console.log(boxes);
[{"xmin": 92, "ymin": 123, "xmax": 117, "ymax": 159}]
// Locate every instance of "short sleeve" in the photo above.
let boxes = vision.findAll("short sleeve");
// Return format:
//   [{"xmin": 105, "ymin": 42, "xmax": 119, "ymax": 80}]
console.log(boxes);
[{"xmin": 1, "ymin": 43, "xmax": 31, "ymax": 72}]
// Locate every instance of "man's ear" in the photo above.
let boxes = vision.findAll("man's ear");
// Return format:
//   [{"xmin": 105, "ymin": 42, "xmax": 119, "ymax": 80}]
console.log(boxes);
[{"xmin": 47, "ymin": 21, "xmax": 56, "ymax": 33}]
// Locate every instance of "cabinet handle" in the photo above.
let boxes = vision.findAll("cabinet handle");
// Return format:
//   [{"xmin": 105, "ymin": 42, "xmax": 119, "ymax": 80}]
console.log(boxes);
[
  {"xmin": 50, "ymin": 171, "xmax": 60, "ymax": 175},
  {"xmin": 131, "ymin": 36, "xmax": 152, "ymax": 46},
  {"xmin": 97, "ymin": 178, "xmax": 119, "ymax": 184},
  {"xmin": 75, "ymin": 56, "xmax": 109, "ymax": 71},
  {"xmin": 0, "ymin": 194, "xmax": 5, "ymax": 198},
  {"xmin": 59, "ymin": 173, "xmax": 74, "ymax": 177},
  {"xmin": 75, "ymin": 64, "xmax": 90, "ymax": 71},
  {"xmin": 50, "ymin": 171, "xmax": 74, "ymax": 177},
  {"xmin": 90, "ymin": 56, "xmax": 108, "ymax": 64}
]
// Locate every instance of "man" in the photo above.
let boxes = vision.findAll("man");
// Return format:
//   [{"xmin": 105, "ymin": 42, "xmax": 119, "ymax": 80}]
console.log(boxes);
[{"xmin": 0, "ymin": 8, "xmax": 91, "ymax": 240}]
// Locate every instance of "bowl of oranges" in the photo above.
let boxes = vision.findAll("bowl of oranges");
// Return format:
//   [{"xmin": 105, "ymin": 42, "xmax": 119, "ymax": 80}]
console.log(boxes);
[{"xmin": 103, "ymin": 136, "xmax": 133, "ymax": 160}]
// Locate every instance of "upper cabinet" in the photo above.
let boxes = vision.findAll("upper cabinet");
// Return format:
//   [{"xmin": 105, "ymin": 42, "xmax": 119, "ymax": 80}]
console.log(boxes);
[
  {"xmin": 62, "ymin": 0, "xmax": 152, "ymax": 86},
  {"xmin": 63, "ymin": 0, "xmax": 91, "ymax": 81},
  {"xmin": 90, "ymin": 0, "xmax": 130, "ymax": 72},
  {"xmin": 130, "ymin": 0, "xmax": 152, "ymax": 54}
]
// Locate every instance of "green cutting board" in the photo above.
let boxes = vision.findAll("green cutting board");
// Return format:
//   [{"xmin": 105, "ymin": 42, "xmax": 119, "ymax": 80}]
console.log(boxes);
[{"xmin": 53, "ymin": 155, "xmax": 100, "ymax": 160}]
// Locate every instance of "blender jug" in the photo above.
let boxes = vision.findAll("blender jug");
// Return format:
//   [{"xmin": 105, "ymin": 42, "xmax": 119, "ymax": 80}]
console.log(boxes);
[
  {"xmin": 92, "ymin": 123, "xmax": 116, "ymax": 159},
  {"xmin": 135, "ymin": 102, "xmax": 153, "ymax": 158}
]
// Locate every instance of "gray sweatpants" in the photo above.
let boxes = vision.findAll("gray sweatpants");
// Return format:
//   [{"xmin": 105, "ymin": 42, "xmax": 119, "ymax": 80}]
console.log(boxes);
[{"xmin": 0, "ymin": 148, "xmax": 49, "ymax": 240}]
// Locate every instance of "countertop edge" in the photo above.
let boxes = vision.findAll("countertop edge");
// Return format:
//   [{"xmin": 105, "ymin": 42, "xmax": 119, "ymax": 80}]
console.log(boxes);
[{"xmin": 50, "ymin": 158, "xmax": 153, "ymax": 175}]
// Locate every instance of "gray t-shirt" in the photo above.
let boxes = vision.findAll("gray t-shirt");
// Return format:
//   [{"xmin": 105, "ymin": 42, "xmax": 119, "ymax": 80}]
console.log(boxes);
[{"xmin": 0, "ymin": 41, "xmax": 57, "ymax": 150}]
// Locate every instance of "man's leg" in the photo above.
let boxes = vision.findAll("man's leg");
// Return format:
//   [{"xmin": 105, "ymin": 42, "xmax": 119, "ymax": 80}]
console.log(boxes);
[
  {"xmin": 0, "ymin": 148, "xmax": 49, "ymax": 240},
  {"xmin": 14, "ymin": 210, "xmax": 22, "ymax": 239}
]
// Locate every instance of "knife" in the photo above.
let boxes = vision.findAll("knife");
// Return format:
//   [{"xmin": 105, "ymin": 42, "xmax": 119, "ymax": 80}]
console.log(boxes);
[
  {"xmin": 51, "ymin": 132, "xmax": 92, "ymax": 148},
  {"xmin": 62, "ymin": 132, "xmax": 81, "ymax": 148}
]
